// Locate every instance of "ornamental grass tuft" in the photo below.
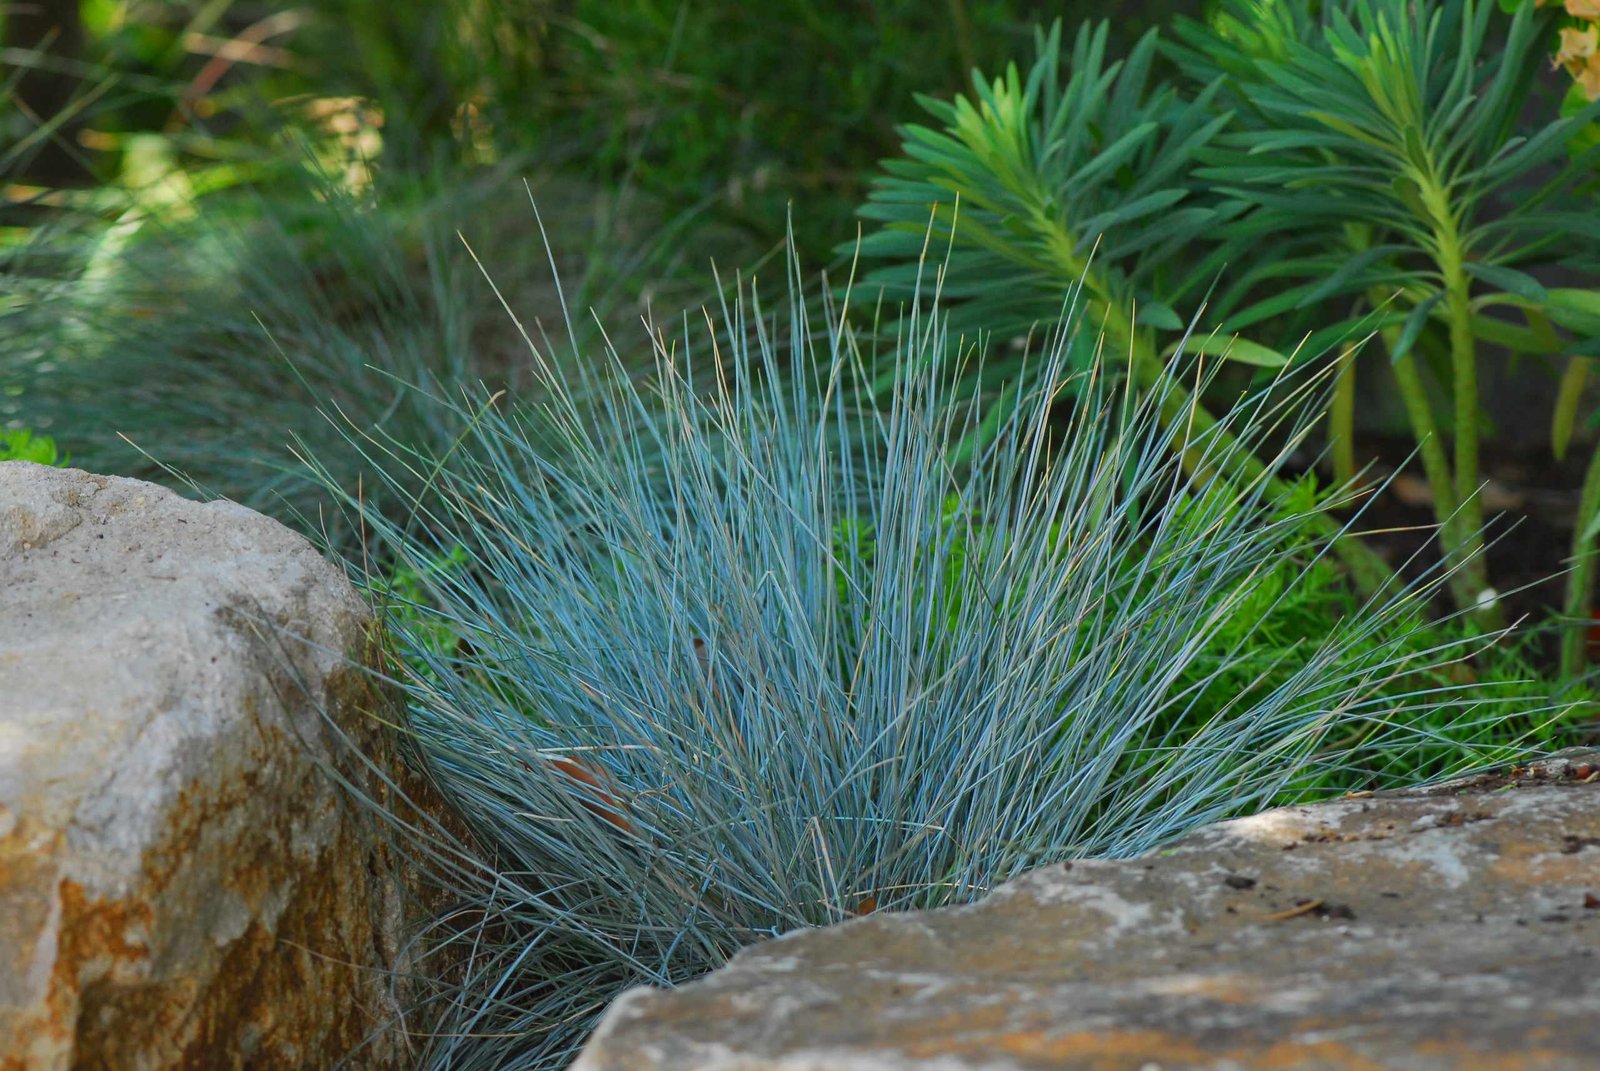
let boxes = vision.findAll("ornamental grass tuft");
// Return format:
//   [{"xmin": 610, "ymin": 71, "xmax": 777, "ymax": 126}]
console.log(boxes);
[{"xmin": 303, "ymin": 244, "xmax": 1555, "ymax": 1071}]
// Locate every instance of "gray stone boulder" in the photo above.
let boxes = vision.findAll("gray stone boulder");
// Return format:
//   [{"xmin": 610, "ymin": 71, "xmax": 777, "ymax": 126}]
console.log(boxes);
[
  {"xmin": 576, "ymin": 752, "xmax": 1600, "ymax": 1071},
  {"xmin": 0, "ymin": 463, "xmax": 428, "ymax": 1070}
]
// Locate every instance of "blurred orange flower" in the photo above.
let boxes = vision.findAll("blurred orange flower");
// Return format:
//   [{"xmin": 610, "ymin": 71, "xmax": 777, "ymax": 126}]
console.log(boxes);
[
  {"xmin": 1542, "ymin": 0, "xmax": 1600, "ymax": 17},
  {"xmin": 1554, "ymin": 24, "xmax": 1600, "ymax": 101}
]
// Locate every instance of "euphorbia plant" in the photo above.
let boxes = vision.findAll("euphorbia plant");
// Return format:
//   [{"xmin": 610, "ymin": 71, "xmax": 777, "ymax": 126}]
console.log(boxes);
[
  {"xmin": 856, "ymin": 2, "xmax": 1600, "ymax": 630},
  {"xmin": 1172, "ymin": 0, "xmax": 1600, "ymax": 629},
  {"xmin": 850, "ymin": 19, "xmax": 1393, "ymax": 595}
]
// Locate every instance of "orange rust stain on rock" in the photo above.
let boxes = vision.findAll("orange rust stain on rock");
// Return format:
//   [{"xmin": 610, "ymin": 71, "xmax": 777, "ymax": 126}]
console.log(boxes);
[
  {"xmin": 44, "ymin": 881, "xmax": 172, "ymax": 1068},
  {"xmin": 3, "ymin": 647, "xmax": 450, "ymax": 1070},
  {"xmin": 1485, "ymin": 835, "xmax": 1600, "ymax": 887},
  {"xmin": 990, "ymin": 1029, "xmax": 1216, "ymax": 1070},
  {"xmin": 992, "ymin": 1028, "xmax": 1394, "ymax": 1071},
  {"xmin": 1410, "ymin": 1039, "xmax": 1580, "ymax": 1069},
  {"xmin": 1247, "ymin": 1038, "xmax": 1395, "ymax": 1071},
  {"xmin": 958, "ymin": 1026, "xmax": 1577, "ymax": 1071},
  {"xmin": 140, "ymin": 729, "xmax": 286, "ymax": 894},
  {"xmin": 897, "ymin": 1001, "xmax": 1013, "ymax": 1052},
  {"xmin": 58, "ymin": 775, "xmax": 405, "ymax": 1069},
  {"xmin": 54, "ymin": 878, "xmax": 155, "ymax": 972}
]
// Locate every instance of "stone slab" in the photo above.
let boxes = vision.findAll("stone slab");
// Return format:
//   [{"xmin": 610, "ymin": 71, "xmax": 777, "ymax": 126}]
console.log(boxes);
[{"xmin": 575, "ymin": 751, "xmax": 1600, "ymax": 1071}]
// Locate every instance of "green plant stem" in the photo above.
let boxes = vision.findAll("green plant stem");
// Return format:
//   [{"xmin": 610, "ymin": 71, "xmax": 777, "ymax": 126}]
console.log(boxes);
[
  {"xmin": 1560, "ymin": 433, "xmax": 1600, "ymax": 678},
  {"xmin": 1400, "ymin": 155, "xmax": 1497, "ymax": 627},
  {"xmin": 945, "ymin": 0, "xmax": 976, "ymax": 75},
  {"xmin": 1388, "ymin": 348, "xmax": 1477, "ymax": 609},
  {"xmin": 1330, "ymin": 345, "xmax": 1357, "ymax": 486},
  {"xmin": 1436, "ymin": 229, "xmax": 1499, "ymax": 629}
]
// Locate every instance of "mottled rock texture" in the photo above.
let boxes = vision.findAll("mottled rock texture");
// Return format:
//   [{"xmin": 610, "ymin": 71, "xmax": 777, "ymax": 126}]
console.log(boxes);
[
  {"xmin": 577, "ymin": 751, "xmax": 1600, "ymax": 1071},
  {"xmin": 0, "ymin": 463, "xmax": 426, "ymax": 1070}
]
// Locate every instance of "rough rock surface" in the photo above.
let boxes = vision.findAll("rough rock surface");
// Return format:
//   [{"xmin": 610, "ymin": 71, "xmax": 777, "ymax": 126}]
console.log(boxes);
[
  {"xmin": 0, "ymin": 463, "xmax": 425, "ymax": 1070},
  {"xmin": 576, "ymin": 752, "xmax": 1600, "ymax": 1071}
]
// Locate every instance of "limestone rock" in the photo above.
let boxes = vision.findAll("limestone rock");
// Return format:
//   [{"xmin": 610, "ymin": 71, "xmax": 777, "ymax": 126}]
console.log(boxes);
[
  {"xmin": 576, "ymin": 752, "xmax": 1600, "ymax": 1071},
  {"xmin": 0, "ymin": 463, "xmax": 423, "ymax": 1070}
]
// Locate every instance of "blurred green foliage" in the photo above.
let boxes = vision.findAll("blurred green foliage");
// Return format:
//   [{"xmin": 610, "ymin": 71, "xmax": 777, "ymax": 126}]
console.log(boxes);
[
  {"xmin": 2, "ymin": 0, "xmax": 1205, "ymax": 526},
  {"xmin": 0, "ymin": 429, "xmax": 64, "ymax": 465},
  {"xmin": 851, "ymin": 1, "xmax": 1600, "ymax": 637},
  {"xmin": 4, "ymin": 1, "xmax": 1205, "ymax": 257}
]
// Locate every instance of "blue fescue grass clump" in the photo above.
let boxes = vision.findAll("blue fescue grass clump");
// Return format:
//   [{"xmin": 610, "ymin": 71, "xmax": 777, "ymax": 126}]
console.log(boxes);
[{"xmin": 305, "ymin": 252, "xmax": 1552, "ymax": 1070}]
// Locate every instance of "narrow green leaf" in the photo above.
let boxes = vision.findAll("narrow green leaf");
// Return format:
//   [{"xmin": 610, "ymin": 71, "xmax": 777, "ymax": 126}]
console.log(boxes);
[
  {"xmin": 1391, "ymin": 292, "xmax": 1443, "ymax": 364},
  {"xmin": 1463, "ymin": 263, "xmax": 1547, "ymax": 303},
  {"xmin": 1391, "ymin": 175, "xmax": 1430, "ymax": 220},
  {"xmin": 1299, "ymin": 309, "xmax": 1411, "ymax": 359},
  {"xmin": 1465, "ymin": 311, "xmax": 1566, "ymax": 354},
  {"xmin": 1136, "ymin": 300, "xmax": 1183, "ymax": 330},
  {"xmin": 1074, "ymin": 188, "xmax": 1189, "ymax": 239},
  {"xmin": 1064, "ymin": 121, "xmax": 1160, "ymax": 188},
  {"xmin": 1549, "ymin": 288, "xmax": 1600, "ymax": 318},
  {"xmin": 1403, "ymin": 126, "xmax": 1431, "ymax": 173},
  {"xmin": 1552, "ymin": 357, "xmax": 1590, "ymax": 462},
  {"xmin": 1547, "ymin": 289, "xmax": 1600, "ymax": 335},
  {"xmin": 1300, "ymin": 244, "xmax": 1410, "ymax": 307},
  {"xmin": 1304, "ymin": 110, "xmax": 1388, "ymax": 149},
  {"xmin": 1173, "ymin": 332, "xmax": 1290, "ymax": 367},
  {"xmin": 1475, "ymin": 97, "xmax": 1600, "ymax": 188},
  {"xmin": 1480, "ymin": 212, "xmax": 1600, "ymax": 242}
]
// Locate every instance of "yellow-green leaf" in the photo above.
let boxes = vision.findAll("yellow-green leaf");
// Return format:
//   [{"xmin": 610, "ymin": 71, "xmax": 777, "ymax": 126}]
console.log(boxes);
[
  {"xmin": 1553, "ymin": 357, "xmax": 1591, "ymax": 462},
  {"xmin": 1172, "ymin": 332, "xmax": 1289, "ymax": 368}
]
